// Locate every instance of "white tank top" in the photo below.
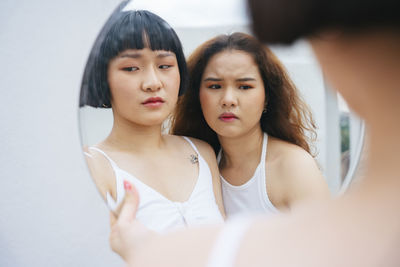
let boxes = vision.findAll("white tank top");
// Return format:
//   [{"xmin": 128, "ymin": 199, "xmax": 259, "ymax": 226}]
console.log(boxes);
[
  {"xmin": 89, "ymin": 137, "xmax": 223, "ymax": 233},
  {"xmin": 218, "ymin": 133, "xmax": 278, "ymax": 218}
]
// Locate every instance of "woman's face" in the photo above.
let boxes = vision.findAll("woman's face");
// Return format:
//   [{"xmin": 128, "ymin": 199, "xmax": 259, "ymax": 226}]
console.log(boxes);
[
  {"xmin": 199, "ymin": 49, "xmax": 266, "ymax": 138},
  {"xmin": 107, "ymin": 48, "xmax": 180, "ymax": 126}
]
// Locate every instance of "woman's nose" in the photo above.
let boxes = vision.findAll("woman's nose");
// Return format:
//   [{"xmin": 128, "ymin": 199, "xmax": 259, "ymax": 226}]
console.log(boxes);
[
  {"xmin": 221, "ymin": 88, "xmax": 238, "ymax": 107},
  {"xmin": 142, "ymin": 68, "xmax": 162, "ymax": 92}
]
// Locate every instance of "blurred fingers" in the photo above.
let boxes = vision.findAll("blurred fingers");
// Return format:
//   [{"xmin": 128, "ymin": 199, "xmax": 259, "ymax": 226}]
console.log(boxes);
[{"xmin": 118, "ymin": 180, "xmax": 140, "ymax": 222}]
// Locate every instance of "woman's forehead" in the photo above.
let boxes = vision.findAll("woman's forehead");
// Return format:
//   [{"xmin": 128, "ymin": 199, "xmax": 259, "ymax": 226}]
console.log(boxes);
[{"xmin": 203, "ymin": 50, "xmax": 259, "ymax": 78}]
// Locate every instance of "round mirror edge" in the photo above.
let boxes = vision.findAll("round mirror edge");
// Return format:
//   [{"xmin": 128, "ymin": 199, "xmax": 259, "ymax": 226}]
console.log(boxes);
[{"xmin": 339, "ymin": 120, "xmax": 366, "ymax": 194}]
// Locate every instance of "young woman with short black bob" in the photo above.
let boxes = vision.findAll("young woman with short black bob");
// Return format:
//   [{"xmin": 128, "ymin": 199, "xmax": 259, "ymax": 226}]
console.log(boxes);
[
  {"xmin": 80, "ymin": 1, "xmax": 224, "ymax": 232},
  {"xmin": 172, "ymin": 32, "xmax": 330, "ymax": 217}
]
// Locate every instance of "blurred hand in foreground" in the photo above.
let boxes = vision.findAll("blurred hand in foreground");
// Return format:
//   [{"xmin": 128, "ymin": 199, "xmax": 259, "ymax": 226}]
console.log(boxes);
[{"xmin": 109, "ymin": 180, "xmax": 157, "ymax": 263}]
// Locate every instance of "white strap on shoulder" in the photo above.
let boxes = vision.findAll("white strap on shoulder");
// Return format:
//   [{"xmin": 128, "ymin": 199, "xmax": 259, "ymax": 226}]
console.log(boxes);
[
  {"xmin": 88, "ymin": 147, "xmax": 124, "ymax": 211},
  {"xmin": 182, "ymin": 136, "xmax": 200, "ymax": 154},
  {"xmin": 88, "ymin": 147, "xmax": 118, "ymax": 168},
  {"xmin": 260, "ymin": 133, "xmax": 268, "ymax": 164},
  {"xmin": 207, "ymin": 216, "xmax": 254, "ymax": 267},
  {"xmin": 216, "ymin": 149, "xmax": 222, "ymax": 164},
  {"xmin": 83, "ymin": 151, "xmax": 93, "ymax": 158}
]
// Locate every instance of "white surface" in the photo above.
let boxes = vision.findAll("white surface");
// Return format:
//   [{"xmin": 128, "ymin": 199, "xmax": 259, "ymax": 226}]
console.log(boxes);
[
  {"xmin": 124, "ymin": 0, "xmax": 250, "ymax": 27},
  {"xmin": 0, "ymin": 0, "xmax": 123, "ymax": 266}
]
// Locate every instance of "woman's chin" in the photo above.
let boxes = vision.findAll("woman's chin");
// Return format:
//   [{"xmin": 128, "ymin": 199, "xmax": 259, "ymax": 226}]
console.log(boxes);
[{"xmin": 216, "ymin": 129, "xmax": 243, "ymax": 139}]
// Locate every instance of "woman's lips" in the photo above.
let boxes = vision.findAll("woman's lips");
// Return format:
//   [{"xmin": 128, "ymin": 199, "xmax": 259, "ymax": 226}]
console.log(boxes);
[
  {"xmin": 219, "ymin": 112, "xmax": 238, "ymax": 122},
  {"xmin": 142, "ymin": 97, "xmax": 165, "ymax": 108}
]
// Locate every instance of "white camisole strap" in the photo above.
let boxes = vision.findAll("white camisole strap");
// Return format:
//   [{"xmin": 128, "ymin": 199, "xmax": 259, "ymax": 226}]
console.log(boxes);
[
  {"xmin": 87, "ymin": 146, "xmax": 123, "ymax": 211},
  {"xmin": 182, "ymin": 136, "xmax": 200, "ymax": 154},
  {"xmin": 83, "ymin": 151, "xmax": 93, "ymax": 158},
  {"xmin": 260, "ymin": 133, "xmax": 268, "ymax": 168},
  {"xmin": 87, "ymin": 147, "xmax": 118, "ymax": 168}
]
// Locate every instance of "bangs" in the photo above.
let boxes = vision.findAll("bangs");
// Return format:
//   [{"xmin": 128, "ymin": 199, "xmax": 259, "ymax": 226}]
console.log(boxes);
[{"xmin": 101, "ymin": 10, "xmax": 180, "ymax": 59}]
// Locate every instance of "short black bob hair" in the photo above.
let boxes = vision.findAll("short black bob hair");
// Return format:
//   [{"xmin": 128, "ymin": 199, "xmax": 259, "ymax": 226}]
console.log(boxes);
[{"xmin": 79, "ymin": 1, "xmax": 188, "ymax": 108}]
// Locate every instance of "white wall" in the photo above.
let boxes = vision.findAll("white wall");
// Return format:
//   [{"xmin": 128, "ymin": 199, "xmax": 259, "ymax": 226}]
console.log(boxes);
[{"xmin": 0, "ymin": 0, "xmax": 123, "ymax": 266}]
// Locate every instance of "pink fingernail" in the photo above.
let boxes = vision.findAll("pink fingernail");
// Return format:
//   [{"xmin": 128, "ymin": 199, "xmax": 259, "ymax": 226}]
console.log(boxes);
[{"xmin": 124, "ymin": 180, "xmax": 132, "ymax": 191}]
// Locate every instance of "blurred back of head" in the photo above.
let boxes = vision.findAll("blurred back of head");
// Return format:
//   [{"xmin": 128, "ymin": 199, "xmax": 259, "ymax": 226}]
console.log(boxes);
[{"xmin": 247, "ymin": 0, "xmax": 400, "ymax": 44}]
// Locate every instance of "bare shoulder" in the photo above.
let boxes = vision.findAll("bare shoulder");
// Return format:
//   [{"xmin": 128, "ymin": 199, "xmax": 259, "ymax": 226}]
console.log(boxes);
[
  {"xmin": 267, "ymin": 137, "xmax": 330, "ymax": 205},
  {"xmin": 186, "ymin": 137, "xmax": 217, "ymax": 160},
  {"xmin": 267, "ymin": 137, "xmax": 318, "ymax": 172},
  {"xmin": 167, "ymin": 135, "xmax": 216, "ymax": 162}
]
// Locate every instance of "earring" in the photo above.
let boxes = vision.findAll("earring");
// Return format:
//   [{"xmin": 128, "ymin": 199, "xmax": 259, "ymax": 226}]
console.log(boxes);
[
  {"xmin": 102, "ymin": 103, "xmax": 109, "ymax": 108},
  {"xmin": 262, "ymin": 105, "xmax": 267, "ymax": 114}
]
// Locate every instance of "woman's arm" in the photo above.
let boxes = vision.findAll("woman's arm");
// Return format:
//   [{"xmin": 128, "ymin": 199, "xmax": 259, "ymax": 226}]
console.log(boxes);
[
  {"xmin": 110, "ymin": 182, "xmax": 353, "ymax": 267},
  {"xmin": 83, "ymin": 147, "xmax": 117, "ymax": 201}
]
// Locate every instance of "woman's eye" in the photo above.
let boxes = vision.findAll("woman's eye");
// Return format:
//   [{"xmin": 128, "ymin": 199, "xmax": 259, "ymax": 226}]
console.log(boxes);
[
  {"xmin": 159, "ymin": 65, "xmax": 172, "ymax": 69},
  {"xmin": 122, "ymin": 67, "xmax": 138, "ymax": 72},
  {"xmin": 208, "ymin": 84, "xmax": 221, "ymax": 89},
  {"xmin": 239, "ymin": 85, "xmax": 252, "ymax": 90}
]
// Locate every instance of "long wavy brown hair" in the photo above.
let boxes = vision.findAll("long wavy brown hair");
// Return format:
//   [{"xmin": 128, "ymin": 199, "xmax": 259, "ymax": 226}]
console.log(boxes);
[{"xmin": 171, "ymin": 32, "xmax": 317, "ymax": 156}]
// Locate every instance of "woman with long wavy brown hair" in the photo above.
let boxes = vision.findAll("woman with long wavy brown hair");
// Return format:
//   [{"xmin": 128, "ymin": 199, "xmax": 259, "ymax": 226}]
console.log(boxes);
[{"xmin": 171, "ymin": 32, "xmax": 330, "ymax": 217}]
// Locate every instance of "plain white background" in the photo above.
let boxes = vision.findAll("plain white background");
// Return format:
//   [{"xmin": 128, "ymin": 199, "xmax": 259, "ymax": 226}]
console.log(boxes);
[{"xmin": 0, "ymin": 0, "xmax": 123, "ymax": 266}]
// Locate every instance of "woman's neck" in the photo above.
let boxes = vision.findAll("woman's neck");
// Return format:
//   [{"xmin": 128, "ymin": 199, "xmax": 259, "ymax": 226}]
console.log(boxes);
[
  {"xmin": 218, "ymin": 127, "xmax": 264, "ymax": 169},
  {"xmin": 102, "ymin": 117, "xmax": 165, "ymax": 153}
]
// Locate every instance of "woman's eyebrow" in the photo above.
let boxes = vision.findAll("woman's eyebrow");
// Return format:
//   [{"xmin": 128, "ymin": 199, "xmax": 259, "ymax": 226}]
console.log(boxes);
[
  {"xmin": 203, "ymin": 77, "xmax": 256, "ymax": 82},
  {"xmin": 117, "ymin": 52, "xmax": 174, "ymax": 59},
  {"xmin": 204, "ymin": 77, "xmax": 223, "ymax": 82},
  {"xmin": 156, "ymin": 52, "xmax": 175, "ymax": 58},
  {"xmin": 119, "ymin": 52, "xmax": 141, "ymax": 59},
  {"xmin": 236, "ymin": 77, "xmax": 256, "ymax": 82}
]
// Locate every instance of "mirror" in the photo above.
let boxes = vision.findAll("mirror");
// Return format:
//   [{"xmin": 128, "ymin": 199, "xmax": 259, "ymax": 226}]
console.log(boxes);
[{"xmin": 78, "ymin": 0, "xmax": 365, "ymax": 217}]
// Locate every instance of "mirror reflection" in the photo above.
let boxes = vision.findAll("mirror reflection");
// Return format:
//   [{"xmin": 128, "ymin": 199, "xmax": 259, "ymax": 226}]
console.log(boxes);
[{"xmin": 79, "ymin": 0, "xmax": 364, "ymax": 231}]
